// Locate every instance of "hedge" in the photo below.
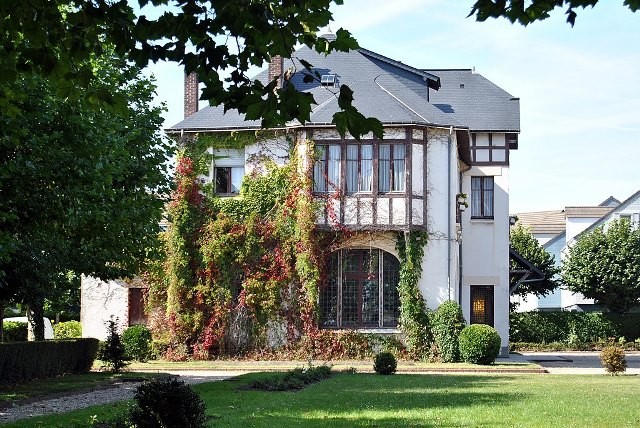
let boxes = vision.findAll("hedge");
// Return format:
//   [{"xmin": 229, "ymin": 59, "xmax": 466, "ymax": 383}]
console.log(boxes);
[
  {"xmin": 510, "ymin": 312, "xmax": 640, "ymax": 343},
  {"xmin": 0, "ymin": 338, "xmax": 99, "ymax": 383},
  {"xmin": 3, "ymin": 321, "xmax": 28, "ymax": 342}
]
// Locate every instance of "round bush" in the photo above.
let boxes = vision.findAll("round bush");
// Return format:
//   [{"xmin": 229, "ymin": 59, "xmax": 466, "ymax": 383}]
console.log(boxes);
[
  {"xmin": 459, "ymin": 324, "xmax": 501, "ymax": 365},
  {"xmin": 129, "ymin": 377, "xmax": 206, "ymax": 428},
  {"xmin": 53, "ymin": 320, "xmax": 82, "ymax": 339},
  {"xmin": 373, "ymin": 351, "xmax": 397, "ymax": 375},
  {"xmin": 600, "ymin": 345, "xmax": 627, "ymax": 375},
  {"xmin": 122, "ymin": 324, "xmax": 153, "ymax": 362}
]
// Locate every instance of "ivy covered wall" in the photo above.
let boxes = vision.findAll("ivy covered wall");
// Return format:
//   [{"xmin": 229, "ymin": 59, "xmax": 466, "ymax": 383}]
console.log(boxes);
[{"xmin": 147, "ymin": 131, "xmax": 433, "ymax": 360}]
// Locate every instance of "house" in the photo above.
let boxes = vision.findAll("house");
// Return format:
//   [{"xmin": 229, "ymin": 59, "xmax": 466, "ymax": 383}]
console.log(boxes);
[
  {"xmin": 163, "ymin": 33, "xmax": 520, "ymax": 356},
  {"xmin": 81, "ymin": 276, "xmax": 148, "ymax": 340},
  {"xmin": 513, "ymin": 191, "xmax": 640, "ymax": 312}
]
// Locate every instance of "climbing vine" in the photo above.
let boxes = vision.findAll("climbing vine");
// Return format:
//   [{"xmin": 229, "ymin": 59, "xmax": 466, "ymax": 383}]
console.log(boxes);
[
  {"xmin": 397, "ymin": 231, "xmax": 432, "ymax": 359},
  {"xmin": 147, "ymin": 133, "xmax": 328, "ymax": 359},
  {"xmin": 148, "ymin": 132, "xmax": 434, "ymax": 361}
]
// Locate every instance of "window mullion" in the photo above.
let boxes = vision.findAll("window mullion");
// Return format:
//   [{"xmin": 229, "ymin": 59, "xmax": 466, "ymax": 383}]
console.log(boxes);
[{"xmin": 479, "ymin": 179, "xmax": 484, "ymax": 216}]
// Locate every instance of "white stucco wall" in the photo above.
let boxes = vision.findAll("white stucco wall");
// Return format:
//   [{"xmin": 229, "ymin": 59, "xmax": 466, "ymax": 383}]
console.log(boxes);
[
  {"xmin": 422, "ymin": 128, "xmax": 460, "ymax": 308},
  {"xmin": 81, "ymin": 276, "xmax": 129, "ymax": 340},
  {"xmin": 565, "ymin": 217, "xmax": 600, "ymax": 244},
  {"xmin": 460, "ymin": 165, "xmax": 510, "ymax": 354}
]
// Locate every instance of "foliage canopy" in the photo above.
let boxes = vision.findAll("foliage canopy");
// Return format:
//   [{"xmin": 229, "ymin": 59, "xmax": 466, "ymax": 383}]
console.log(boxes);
[
  {"xmin": 470, "ymin": 0, "xmax": 639, "ymax": 27},
  {"xmin": 0, "ymin": 0, "xmax": 382, "ymax": 139},
  {"xmin": 510, "ymin": 224, "xmax": 560, "ymax": 297},
  {"xmin": 562, "ymin": 219, "xmax": 640, "ymax": 313},
  {"xmin": 0, "ymin": 52, "xmax": 172, "ymax": 338}
]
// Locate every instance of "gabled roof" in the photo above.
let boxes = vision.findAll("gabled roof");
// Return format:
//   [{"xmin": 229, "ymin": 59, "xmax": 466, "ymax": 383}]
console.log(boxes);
[
  {"xmin": 572, "ymin": 189, "xmax": 640, "ymax": 241},
  {"xmin": 168, "ymin": 40, "xmax": 520, "ymax": 133},
  {"xmin": 599, "ymin": 196, "xmax": 621, "ymax": 207},
  {"xmin": 515, "ymin": 210, "xmax": 565, "ymax": 235}
]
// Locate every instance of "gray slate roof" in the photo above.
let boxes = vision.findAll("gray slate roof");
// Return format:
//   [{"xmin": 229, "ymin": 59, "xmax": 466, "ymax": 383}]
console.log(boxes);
[{"xmin": 169, "ymin": 43, "xmax": 520, "ymax": 132}]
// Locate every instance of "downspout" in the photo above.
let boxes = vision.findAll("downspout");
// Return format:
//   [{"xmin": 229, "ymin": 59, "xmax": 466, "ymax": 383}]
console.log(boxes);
[
  {"xmin": 458, "ymin": 172, "xmax": 464, "ymax": 305},
  {"xmin": 458, "ymin": 142, "xmax": 472, "ymax": 305},
  {"xmin": 447, "ymin": 126, "xmax": 453, "ymax": 300}
]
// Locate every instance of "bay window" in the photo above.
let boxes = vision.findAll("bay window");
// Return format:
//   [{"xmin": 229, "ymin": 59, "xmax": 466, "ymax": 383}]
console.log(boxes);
[{"xmin": 378, "ymin": 144, "xmax": 405, "ymax": 192}]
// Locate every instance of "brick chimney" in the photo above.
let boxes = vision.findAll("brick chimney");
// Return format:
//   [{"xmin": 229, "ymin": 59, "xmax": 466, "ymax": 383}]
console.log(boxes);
[
  {"xmin": 268, "ymin": 55, "xmax": 283, "ymax": 89},
  {"xmin": 184, "ymin": 72, "xmax": 199, "ymax": 119}
]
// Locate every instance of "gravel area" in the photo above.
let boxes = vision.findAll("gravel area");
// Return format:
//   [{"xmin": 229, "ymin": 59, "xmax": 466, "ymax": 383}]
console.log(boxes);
[
  {"xmin": 0, "ymin": 371, "xmax": 240, "ymax": 425},
  {"xmin": 0, "ymin": 381, "xmax": 139, "ymax": 424}
]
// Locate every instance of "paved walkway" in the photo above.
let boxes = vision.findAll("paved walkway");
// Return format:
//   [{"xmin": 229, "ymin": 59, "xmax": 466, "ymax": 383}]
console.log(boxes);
[{"xmin": 520, "ymin": 351, "xmax": 640, "ymax": 374}]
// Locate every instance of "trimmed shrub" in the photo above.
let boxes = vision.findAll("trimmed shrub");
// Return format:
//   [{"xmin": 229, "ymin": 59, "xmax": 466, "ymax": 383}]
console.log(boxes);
[
  {"xmin": 432, "ymin": 301, "xmax": 466, "ymax": 362},
  {"xmin": 509, "ymin": 311, "xmax": 569, "ymax": 343},
  {"xmin": 129, "ymin": 377, "xmax": 206, "ymax": 428},
  {"xmin": 510, "ymin": 311, "xmax": 640, "ymax": 344},
  {"xmin": 249, "ymin": 365, "xmax": 332, "ymax": 391},
  {"xmin": 97, "ymin": 319, "xmax": 129, "ymax": 373},
  {"xmin": 53, "ymin": 320, "xmax": 82, "ymax": 339},
  {"xmin": 459, "ymin": 324, "xmax": 501, "ymax": 365},
  {"xmin": 122, "ymin": 324, "xmax": 153, "ymax": 362},
  {"xmin": 571, "ymin": 313, "xmax": 617, "ymax": 344},
  {"xmin": 600, "ymin": 345, "xmax": 627, "ymax": 375},
  {"xmin": 604, "ymin": 313, "xmax": 640, "ymax": 342},
  {"xmin": 0, "ymin": 338, "xmax": 99, "ymax": 383},
  {"xmin": 373, "ymin": 351, "xmax": 397, "ymax": 375},
  {"xmin": 3, "ymin": 321, "xmax": 27, "ymax": 341}
]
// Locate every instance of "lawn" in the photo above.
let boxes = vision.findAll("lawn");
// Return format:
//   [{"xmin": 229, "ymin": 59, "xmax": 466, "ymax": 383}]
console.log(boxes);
[
  {"xmin": 3, "ymin": 372, "xmax": 639, "ymax": 427},
  {"xmin": 197, "ymin": 373, "xmax": 640, "ymax": 427}
]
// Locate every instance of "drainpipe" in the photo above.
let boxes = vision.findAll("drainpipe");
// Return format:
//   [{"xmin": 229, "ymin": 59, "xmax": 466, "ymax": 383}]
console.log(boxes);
[
  {"xmin": 447, "ymin": 126, "xmax": 453, "ymax": 300},
  {"xmin": 458, "ymin": 172, "xmax": 464, "ymax": 305}
]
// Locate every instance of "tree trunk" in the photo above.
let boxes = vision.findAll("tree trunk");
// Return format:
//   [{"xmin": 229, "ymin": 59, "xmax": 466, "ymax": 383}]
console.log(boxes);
[{"xmin": 27, "ymin": 302, "xmax": 45, "ymax": 341}]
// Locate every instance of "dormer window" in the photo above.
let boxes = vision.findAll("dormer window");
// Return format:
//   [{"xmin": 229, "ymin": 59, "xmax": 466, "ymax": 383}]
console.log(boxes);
[{"xmin": 321, "ymin": 74, "xmax": 336, "ymax": 87}]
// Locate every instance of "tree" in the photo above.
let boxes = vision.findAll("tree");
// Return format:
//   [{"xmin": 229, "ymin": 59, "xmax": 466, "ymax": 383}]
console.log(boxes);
[
  {"xmin": 470, "ymin": 0, "xmax": 639, "ymax": 27},
  {"xmin": 562, "ymin": 219, "xmax": 640, "ymax": 313},
  {"xmin": 510, "ymin": 224, "xmax": 559, "ymax": 297},
  {"xmin": 0, "ymin": 1, "xmax": 380, "ymax": 141},
  {"xmin": 0, "ymin": 52, "xmax": 172, "ymax": 339}
]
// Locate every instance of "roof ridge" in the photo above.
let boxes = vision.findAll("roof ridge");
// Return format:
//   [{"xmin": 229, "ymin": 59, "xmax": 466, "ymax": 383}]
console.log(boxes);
[{"xmin": 357, "ymin": 48, "xmax": 441, "ymax": 90}]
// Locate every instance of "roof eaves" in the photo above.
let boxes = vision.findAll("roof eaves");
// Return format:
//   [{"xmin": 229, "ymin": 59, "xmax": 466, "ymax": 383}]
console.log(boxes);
[
  {"xmin": 358, "ymin": 48, "xmax": 441, "ymax": 90},
  {"xmin": 543, "ymin": 231, "xmax": 566, "ymax": 250}
]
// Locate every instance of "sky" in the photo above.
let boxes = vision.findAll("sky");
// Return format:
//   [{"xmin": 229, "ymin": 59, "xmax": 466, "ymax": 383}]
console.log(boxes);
[{"xmin": 146, "ymin": 1, "xmax": 640, "ymax": 214}]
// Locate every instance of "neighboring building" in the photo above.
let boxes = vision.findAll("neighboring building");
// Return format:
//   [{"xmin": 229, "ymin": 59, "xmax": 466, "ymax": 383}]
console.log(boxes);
[
  {"xmin": 513, "ymin": 191, "xmax": 640, "ymax": 312},
  {"xmin": 82, "ymin": 34, "xmax": 520, "ymax": 354},
  {"xmin": 81, "ymin": 277, "xmax": 147, "ymax": 340}
]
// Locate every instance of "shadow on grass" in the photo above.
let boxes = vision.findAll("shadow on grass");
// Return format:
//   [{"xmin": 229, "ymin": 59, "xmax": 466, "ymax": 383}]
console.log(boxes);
[{"xmin": 197, "ymin": 373, "xmax": 529, "ymax": 427}]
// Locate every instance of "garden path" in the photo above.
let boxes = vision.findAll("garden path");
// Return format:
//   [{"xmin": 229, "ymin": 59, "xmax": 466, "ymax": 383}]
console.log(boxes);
[{"xmin": 0, "ymin": 371, "xmax": 241, "ymax": 425}]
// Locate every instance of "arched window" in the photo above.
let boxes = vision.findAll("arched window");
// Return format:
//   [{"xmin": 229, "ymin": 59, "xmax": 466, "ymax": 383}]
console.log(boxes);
[{"xmin": 320, "ymin": 249, "xmax": 400, "ymax": 328}]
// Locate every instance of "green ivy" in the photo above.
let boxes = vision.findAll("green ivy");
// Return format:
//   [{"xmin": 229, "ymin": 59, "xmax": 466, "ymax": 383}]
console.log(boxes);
[
  {"xmin": 396, "ymin": 231, "xmax": 432, "ymax": 359},
  {"xmin": 148, "ymin": 136, "xmax": 323, "ymax": 359},
  {"xmin": 432, "ymin": 300, "xmax": 466, "ymax": 362}
]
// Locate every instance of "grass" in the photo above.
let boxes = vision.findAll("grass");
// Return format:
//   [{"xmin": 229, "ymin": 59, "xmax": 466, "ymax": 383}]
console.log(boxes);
[
  {"xmin": 4, "ymin": 372, "xmax": 639, "ymax": 427},
  {"xmin": 0, "ymin": 372, "xmax": 159, "ymax": 404}
]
